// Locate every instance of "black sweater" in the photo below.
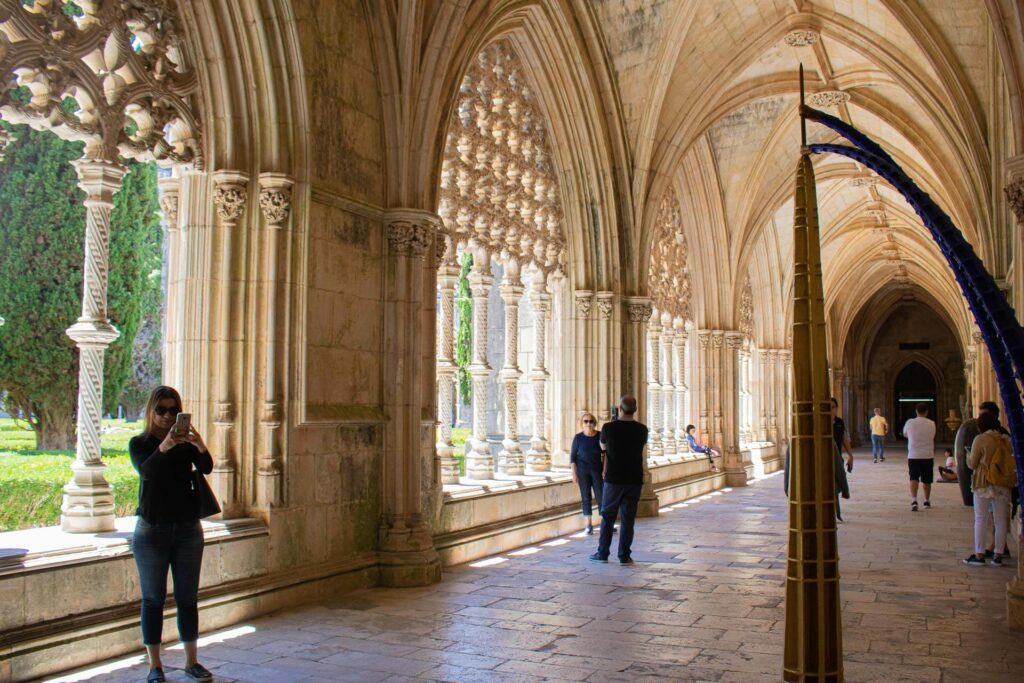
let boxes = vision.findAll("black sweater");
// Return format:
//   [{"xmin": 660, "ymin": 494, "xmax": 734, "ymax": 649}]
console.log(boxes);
[{"xmin": 129, "ymin": 433, "xmax": 213, "ymax": 524}]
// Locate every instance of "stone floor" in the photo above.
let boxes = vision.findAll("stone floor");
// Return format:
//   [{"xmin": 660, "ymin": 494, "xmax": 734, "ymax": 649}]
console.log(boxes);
[{"xmin": 52, "ymin": 448, "xmax": 1024, "ymax": 683}]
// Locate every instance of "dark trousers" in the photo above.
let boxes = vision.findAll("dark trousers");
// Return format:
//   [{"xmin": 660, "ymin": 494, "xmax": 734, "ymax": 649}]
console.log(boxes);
[
  {"xmin": 597, "ymin": 483, "xmax": 642, "ymax": 560},
  {"xmin": 132, "ymin": 519, "xmax": 204, "ymax": 645},
  {"xmin": 577, "ymin": 467, "xmax": 604, "ymax": 517}
]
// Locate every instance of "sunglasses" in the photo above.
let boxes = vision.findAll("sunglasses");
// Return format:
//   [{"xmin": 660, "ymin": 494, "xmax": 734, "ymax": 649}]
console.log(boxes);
[
  {"xmin": 583, "ymin": 419, "xmax": 596, "ymax": 425},
  {"xmin": 155, "ymin": 405, "xmax": 181, "ymax": 417}
]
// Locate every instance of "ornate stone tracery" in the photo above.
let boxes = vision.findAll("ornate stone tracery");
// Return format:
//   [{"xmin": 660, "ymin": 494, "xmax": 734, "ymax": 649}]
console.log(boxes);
[
  {"xmin": 0, "ymin": 0, "xmax": 202, "ymax": 166},
  {"xmin": 739, "ymin": 277, "xmax": 754, "ymax": 339},
  {"xmin": 437, "ymin": 40, "xmax": 566, "ymax": 277},
  {"xmin": 648, "ymin": 192, "xmax": 691, "ymax": 322}
]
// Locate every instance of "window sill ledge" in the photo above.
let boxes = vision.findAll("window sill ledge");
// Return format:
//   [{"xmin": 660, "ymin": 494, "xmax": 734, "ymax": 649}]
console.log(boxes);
[{"xmin": 0, "ymin": 517, "xmax": 267, "ymax": 575}]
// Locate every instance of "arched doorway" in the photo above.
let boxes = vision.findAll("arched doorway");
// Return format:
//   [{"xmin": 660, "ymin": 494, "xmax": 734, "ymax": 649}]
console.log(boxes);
[{"xmin": 894, "ymin": 361, "xmax": 937, "ymax": 440}]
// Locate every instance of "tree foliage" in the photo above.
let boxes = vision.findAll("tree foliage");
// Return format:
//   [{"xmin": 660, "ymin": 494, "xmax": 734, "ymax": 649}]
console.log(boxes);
[
  {"xmin": 455, "ymin": 251, "xmax": 473, "ymax": 404},
  {"xmin": 0, "ymin": 125, "xmax": 161, "ymax": 448}
]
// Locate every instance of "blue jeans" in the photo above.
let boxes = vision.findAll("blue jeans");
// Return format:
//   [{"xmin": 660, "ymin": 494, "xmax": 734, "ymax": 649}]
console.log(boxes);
[
  {"xmin": 132, "ymin": 519, "xmax": 204, "ymax": 645},
  {"xmin": 597, "ymin": 483, "xmax": 642, "ymax": 560},
  {"xmin": 871, "ymin": 434, "xmax": 885, "ymax": 460},
  {"xmin": 577, "ymin": 467, "xmax": 604, "ymax": 517}
]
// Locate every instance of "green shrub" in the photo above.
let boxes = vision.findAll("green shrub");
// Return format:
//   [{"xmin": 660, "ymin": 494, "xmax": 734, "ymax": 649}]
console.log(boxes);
[{"xmin": 0, "ymin": 418, "xmax": 143, "ymax": 531}]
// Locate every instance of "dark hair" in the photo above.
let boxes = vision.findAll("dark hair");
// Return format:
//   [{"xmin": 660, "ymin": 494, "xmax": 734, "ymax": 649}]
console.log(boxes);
[
  {"xmin": 619, "ymin": 394, "xmax": 638, "ymax": 415},
  {"xmin": 915, "ymin": 403, "xmax": 929, "ymax": 416},
  {"xmin": 686, "ymin": 424, "xmax": 696, "ymax": 433},
  {"xmin": 977, "ymin": 411, "xmax": 999, "ymax": 433},
  {"xmin": 979, "ymin": 401, "xmax": 1001, "ymax": 418},
  {"xmin": 830, "ymin": 397, "xmax": 838, "ymax": 408},
  {"xmin": 943, "ymin": 448, "xmax": 953, "ymax": 456},
  {"xmin": 143, "ymin": 385, "xmax": 183, "ymax": 437}
]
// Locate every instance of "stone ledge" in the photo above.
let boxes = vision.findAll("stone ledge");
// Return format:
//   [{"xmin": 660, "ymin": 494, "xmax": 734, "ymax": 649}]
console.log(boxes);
[{"xmin": 0, "ymin": 517, "xmax": 267, "ymax": 575}]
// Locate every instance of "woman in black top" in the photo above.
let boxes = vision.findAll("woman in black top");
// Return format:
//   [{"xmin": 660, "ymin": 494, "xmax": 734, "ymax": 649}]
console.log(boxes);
[
  {"xmin": 571, "ymin": 412, "xmax": 604, "ymax": 535},
  {"xmin": 129, "ymin": 386, "xmax": 214, "ymax": 683}
]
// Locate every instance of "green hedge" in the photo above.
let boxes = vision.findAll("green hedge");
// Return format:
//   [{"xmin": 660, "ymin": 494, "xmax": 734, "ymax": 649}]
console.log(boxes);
[{"xmin": 0, "ymin": 419, "xmax": 142, "ymax": 531}]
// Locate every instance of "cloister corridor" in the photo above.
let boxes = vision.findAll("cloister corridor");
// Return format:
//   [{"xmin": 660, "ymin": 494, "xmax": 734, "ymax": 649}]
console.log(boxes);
[{"xmin": 52, "ymin": 449, "xmax": 1022, "ymax": 683}]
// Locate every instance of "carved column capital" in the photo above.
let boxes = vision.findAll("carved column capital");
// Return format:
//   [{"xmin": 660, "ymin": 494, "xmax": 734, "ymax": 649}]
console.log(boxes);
[
  {"xmin": 258, "ymin": 173, "xmax": 293, "ymax": 226},
  {"xmin": 625, "ymin": 297, "xmax": 653, "ymax": 323},
  {"xmin": 157, "ymin": 176, "xmax": 181, "ymax": 227},
  {"xmin": 386, "ymin": 209, "xmax": 440, "ymax": 257},
  {"xmin": 212, "ymin": 171, "xmax": 250, "ymax": 224},
  {"xmin": 574, "ymin": 290, "xmax": 594, "ymax": 318},
  {"xmin": 596, "ymin": 291, "xmax": 615, "ymax": 319},
  {"xmin": 724, "ymin": 331, "xmax": 744, "ymax": 349},
  {"xmin": 1006, "ymin": 178, "xmax": 1024, "ymax": 225}
]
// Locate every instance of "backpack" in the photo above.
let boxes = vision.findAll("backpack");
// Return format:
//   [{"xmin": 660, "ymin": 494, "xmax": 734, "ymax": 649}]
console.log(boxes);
[{"xmin": 987, "ymin": 434, "xmax": 1018, "ymax": 489}]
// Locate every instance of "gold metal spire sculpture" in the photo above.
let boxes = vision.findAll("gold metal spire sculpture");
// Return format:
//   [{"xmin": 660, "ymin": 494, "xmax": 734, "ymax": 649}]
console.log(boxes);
[{"xmin": 783, "ymin": 65, "xmax": 844, "ymax": 682}]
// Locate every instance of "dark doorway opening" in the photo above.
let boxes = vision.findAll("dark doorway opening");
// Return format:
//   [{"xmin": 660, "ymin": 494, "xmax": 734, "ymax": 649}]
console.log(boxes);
[{"xmin": 894, "ymin": 361, "xmax": 937, "ymax": 440}]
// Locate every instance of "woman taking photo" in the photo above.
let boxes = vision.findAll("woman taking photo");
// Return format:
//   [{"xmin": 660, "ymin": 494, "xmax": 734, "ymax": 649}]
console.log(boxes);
[
  {"xmin": 130, "ymin": 386, "xmax": 214, "ymax": 683},
  {"xmin": 570, "ymin": 412, "xmax": 604, "ymax": 535}
]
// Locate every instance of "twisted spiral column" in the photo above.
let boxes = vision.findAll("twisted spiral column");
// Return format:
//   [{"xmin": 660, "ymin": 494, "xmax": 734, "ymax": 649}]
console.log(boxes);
[
  {"xmin": 673, "ymin": 326, "xmax": 689, "ymax": 449},
  {"xmin": 526, "ymin": 271, "xmax": 552, "ymax": 472},
  {"xmin": 61, "ymin": 160, "xmax": 126, "ymax": 533},
  {"xmin": 498, "ymin": 265, "xmax": 525, "ymax": 475},
  {"xmin": 647, "ymin": 318, "xmax": 663, "ymax": 458},
  {"xmin": 661, "ymin": 323, "xmax": 676, "ymax": 455},
  {"xmin": 466, "ymin": 253, "xmax": 495, "ymax": 479},
  {"xmin": 436, "ymin": 261, "xmax": 460, "ymax": 484}
]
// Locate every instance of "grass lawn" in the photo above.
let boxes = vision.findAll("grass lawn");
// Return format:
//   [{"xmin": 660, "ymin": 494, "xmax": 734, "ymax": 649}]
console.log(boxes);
[{"xmin": 0, "ymin": 418, "xmax": 143, "ymax": 532}]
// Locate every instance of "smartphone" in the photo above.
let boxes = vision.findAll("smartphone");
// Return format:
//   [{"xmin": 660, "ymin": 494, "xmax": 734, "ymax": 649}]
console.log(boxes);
[{"xmin": 174, "ymin": 412, "xmax": 192, "ymax": 435}]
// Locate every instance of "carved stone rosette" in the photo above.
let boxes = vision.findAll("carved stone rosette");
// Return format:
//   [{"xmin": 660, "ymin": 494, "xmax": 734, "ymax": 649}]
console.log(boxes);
[{"xmin": 784, "ymin": 30, "xmax": 820, "ymax": 47}]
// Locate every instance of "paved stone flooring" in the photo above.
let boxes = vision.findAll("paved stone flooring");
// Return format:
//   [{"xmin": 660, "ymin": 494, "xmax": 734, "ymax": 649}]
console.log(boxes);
[{"xmin": 54, "ymin": 449, "xmax": 1023, "ymax": 682}]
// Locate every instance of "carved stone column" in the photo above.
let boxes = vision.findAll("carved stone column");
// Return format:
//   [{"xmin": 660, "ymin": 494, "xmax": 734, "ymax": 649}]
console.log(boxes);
[
  {"xmin": 574, "ymin": 290, "xmax": 594, "ymax": 422},
  {"xmin": 625, "ymin": 298, "xmax": 659, "ymax": 517},
  {"xmin": 436, "ymin": 252, "xmax": 460, "ymax": 484},
  {"xmin": 780, "ymin": 350, "xmax": 793, "ymax": 442},
  {"xmin": 661, "ymin": 320, "xmax": 677, "ymax": 455},
  {"xmin": 527, "ymin": 270, "xmax": 552, "ymax": 472},
  {"xmin": 498, "ymin": 263, "xmax": 525, "ymax": 475},
  {"xmin": 211, "ymin": 172, "xmax": 248, "ymax": 515},
  {"xmin": 256, "ymin": 174, "xmax": 292, "ymax": 508},
  {"xmin": 711, "ymin": 331, "xmax": 725, "ymax": 447},
  {"xmin": 673, "ymin": 325, "xmax": 689, "ymax": 450},
  {"xmin": 157, "ymin": 177, "xmax": 180, "ymax": 382},
  {"xmin": 723, "ymin": 331, "xmax": 751, "ymax": 486},
  {"xmin": 696, "ymin": 330, "xmax": 711, "ymax": 437},
  {"xmin": 999, "ymin": 157, "xmax": 1024, "ymax": 626},
  {"xmin": 466, "ymin": 250, "xmax": 495, "ymax": 479},
  {"xmin": 60, "ymin": 161, "xmax": 126, "ymax": 532},
  {"xmin": 758, "ymin": 349, "xmax": 770, "ymax": 442},
  {"xmin": 646, "ymin": 317, "xmax": 663, "ymax": 458},
  {"xmin": 767, "ymin": 351, "xmax": 779, "ymax": 444},
  {"xmin": 596, "ymin": 292, "xmax": 615, "ymax": 422},
  {"xmin": 379, "ymin": 210, "xmax": 442, "ymax": 586}
]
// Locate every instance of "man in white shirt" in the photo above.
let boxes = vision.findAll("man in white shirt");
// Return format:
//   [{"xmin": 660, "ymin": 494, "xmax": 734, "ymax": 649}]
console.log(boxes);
[{"xmin": 904, "ymin": 403, "xmax": 937, "ymax": 511}]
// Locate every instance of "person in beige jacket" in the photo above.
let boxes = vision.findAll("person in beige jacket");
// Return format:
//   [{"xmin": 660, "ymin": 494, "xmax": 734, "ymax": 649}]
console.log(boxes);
[{"xmin": 963, "ymin": 411, "xmax": 1014, "ymax": 567}]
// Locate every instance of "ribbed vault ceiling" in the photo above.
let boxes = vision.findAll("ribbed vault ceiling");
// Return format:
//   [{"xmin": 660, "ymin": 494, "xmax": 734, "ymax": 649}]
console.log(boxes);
[{"xmin": 597, "ymin": 0, "xmax": 1012, "ymax": 355}]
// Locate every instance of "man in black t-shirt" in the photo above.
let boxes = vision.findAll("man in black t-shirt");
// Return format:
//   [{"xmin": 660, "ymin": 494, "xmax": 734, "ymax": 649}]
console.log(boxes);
[{"xmin": 590, "ymin": 394, "xmax": 648, "ymax": 565}]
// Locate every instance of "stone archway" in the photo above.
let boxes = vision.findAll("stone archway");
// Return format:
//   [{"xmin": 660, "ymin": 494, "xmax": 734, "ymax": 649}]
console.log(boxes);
[{"xmin": 892, "ymin": 360, "xmax": 938, "ymax": 441}]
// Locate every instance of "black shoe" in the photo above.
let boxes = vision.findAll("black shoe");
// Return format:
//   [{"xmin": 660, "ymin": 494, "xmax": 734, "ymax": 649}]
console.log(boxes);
[
  {"xmin": 589, "ymin": 552, "xmax": 608, "ymax": 563},
  {"xmin": 619, "ymin": 556, "xmax": 634, "ymax": 565},
  {"xmin": 873, "ymin": 459, "xmax": 877, "ymax": 463},
  {"xmin": 185, "ymin": 663, "xmax": 213, "ymax": 682},
  {"xmin": 985, "ymin": 549, "xmax": 995, "ymax": 559},
  {"xmin": 991, "ymin": 555, "xmax": 1005, "ymax": 567},
  {"xmin": 963, "ymin": 555, "xmax": 986, "ymax": 566},
  {"xmin": 585, "ymin": 524, "xmax": 593, "ymax": 536},
  {"xmin": 147, "ymin": 668, "xmax": 166, "ymax": 683},
  {"xmin": 911, "ymin": 501, "xmax": 918, "ymax": 512},
  {"xmin": 880, "ymin": 457, "xmax": 885, "ymax": 461},
  {"xmin": 923, "ymin": 500, "xmax": 931, "ymax": 509}
]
